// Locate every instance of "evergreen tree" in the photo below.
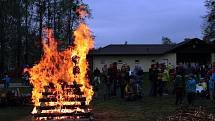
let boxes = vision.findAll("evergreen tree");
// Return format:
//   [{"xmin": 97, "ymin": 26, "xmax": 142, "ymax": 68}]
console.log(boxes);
[
  {"xmin": 203, "ymin": 0, "xmax": 215, "ymax": 42},
  {"xmin": 161, "ymin": 36, "xmax": 174, "ymax": 45}
]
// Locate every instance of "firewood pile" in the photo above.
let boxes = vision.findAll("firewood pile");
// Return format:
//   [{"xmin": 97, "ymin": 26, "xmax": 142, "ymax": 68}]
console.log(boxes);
[
  {"xmin": 157, "ymin": 106, "xmax": 215, "ymax": 121},
  {"xmin": 32, "ymin": 82, "xmax": 93, "ymax": 120}
]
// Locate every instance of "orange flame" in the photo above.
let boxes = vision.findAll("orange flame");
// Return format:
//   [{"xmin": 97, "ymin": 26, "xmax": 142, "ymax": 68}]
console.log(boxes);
[
  {"xmin": 76, "ymin": 5, "xmax": 88, "ymax": 17},
  {"xmin": 28, "ymin": 22, "xmax": 94, "ymax": 117}
]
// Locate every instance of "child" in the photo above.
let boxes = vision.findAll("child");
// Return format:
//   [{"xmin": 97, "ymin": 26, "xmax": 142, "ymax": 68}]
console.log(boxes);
[{"xmin": 186, "ymin": 74, "xmax": 196, "ymax": 105}]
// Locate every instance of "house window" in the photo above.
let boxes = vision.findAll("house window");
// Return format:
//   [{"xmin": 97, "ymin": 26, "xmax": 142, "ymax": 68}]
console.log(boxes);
[
  {"xmin": 193, "ymin": 44, "xmax": 196, "ymax": 48},
  {"xmin": 135, "ymin": 60, "xmax": 140, "ymax": 63},
  {"xmin": 118, "ymin": 60, "xmax": 122, "ymax": 64}
]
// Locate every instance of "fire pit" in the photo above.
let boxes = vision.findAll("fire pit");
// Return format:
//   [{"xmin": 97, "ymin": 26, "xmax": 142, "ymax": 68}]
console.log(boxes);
[{"xmin": 28, "ymin": 14, "xmax": 94, "ymax": 120}]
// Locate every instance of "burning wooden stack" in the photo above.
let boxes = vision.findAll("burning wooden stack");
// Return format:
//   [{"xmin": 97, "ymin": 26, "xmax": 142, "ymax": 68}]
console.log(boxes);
[
  {"xmin": 28, "ymin": 17, "xmax": 94, "ymax": 120},
  {"xmin": 158, "ymin": 106, "xmax": 215, "ymax": 121},
  {"xmin": 33, "ymin": 84, "xmax": 93, "ymax": 120},
  {"xmin": 32, "ymin": 55, "xmax": 93, "ymax": 120}
]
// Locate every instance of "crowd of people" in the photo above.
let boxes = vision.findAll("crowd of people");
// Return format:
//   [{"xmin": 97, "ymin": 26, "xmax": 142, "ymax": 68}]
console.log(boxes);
[
  {"xmin": 171, "ymin": 62, "xmax": 215, "ymax": 105},
  {"xmin": 92, "ymin": 62, "xmax": 215, "ymax": 105},
  {"xmin": 152, "ymin": 62, "xmax": 215, "ymax": 105},
  {"xmin": 0, "ymin": 71, "xmax": 30, "ymax": 89},
  {"xmin": 93, "ymin": 62, "xmax": 144, "ymax": 100},
  {"xmin": 1, "ymin": 61, "xmax": 215, "ymax": 105}
]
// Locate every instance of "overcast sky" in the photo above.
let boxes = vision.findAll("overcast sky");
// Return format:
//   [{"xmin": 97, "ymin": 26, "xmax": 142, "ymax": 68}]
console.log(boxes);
[{"xmin": 85, "ymin": 0, "xmax": 207, "ymax": 48}]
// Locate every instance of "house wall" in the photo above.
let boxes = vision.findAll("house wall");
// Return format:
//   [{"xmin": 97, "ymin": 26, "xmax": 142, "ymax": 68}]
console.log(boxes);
[
  {"xmin": 160, "ymin": 53, "xmax": 176, "ymax": 66},
  {"xmin": 92, "ymin": 53, "xmax": 176, "ymax": 72},
  {"xmin": 211, "ymin": 53, "xmax": 215, "ymax": 63}
]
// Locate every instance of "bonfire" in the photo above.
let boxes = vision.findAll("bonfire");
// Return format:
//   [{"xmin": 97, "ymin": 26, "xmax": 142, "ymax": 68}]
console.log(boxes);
[{"xmin": 28, "ymin": 6, "xmax": 94, "ymax": 120}]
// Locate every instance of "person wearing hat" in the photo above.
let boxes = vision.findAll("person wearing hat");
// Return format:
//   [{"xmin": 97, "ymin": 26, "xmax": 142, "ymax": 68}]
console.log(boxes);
[{"xmin": 186, "ymin": 74, "xmax": 196, "ymax": 105}]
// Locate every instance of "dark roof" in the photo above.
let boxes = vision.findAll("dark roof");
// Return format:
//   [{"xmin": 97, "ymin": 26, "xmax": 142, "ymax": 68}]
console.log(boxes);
[
  {"xmin": 166, "ymin": 38, "xmax": 201, "ymax": 52},
  {"xmin": 89, "ymin": 38, "xmax": 215, "ymax": 56},
  {"xmin": 90, "ymin": 44, "xmax": 176, "ymax": 55},
  {"xmin": 167, "ymin": 38, "xmax": 215, "ymax": 53}
]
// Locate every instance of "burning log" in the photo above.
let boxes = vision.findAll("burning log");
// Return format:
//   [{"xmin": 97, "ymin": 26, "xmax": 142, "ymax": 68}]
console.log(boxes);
[
  {"xmin": 72, "ymin": 55, "xmax": 80, "ymax": 64},
  {"xmin": 36, "ymin": 105, "xmax": 89, "ymax": 110},
  {"xmin": 39, "ymin": 98, "xmax": 57, "ymax": 102},
  {"xmin": 33, "ymin": 112, "xmax": 92, "ymax": 118},
  {"xmin": 66, "ymin": 84, "xmax": 83, "ymax": 88},
  {"xmin": 42, "ymin": 92, "xmax": 57, "ymax": 96},
  {"xmin": 39, "ymin": 97, "xmax": 86, "ymax": 102}
]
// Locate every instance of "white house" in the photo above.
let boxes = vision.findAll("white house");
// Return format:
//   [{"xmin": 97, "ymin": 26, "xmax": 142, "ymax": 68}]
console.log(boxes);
[{"xmin": 88, "ymin": 38, "xmax": 215, "ymax": 72}]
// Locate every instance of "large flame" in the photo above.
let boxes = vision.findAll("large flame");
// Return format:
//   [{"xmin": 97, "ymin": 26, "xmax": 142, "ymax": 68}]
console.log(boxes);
[{"xmin": 28, "ymin": 22, "xmax": 94, "ymax": 116}]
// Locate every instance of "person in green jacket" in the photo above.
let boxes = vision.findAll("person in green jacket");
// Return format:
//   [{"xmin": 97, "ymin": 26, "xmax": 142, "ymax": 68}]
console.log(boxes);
[{"xmin": 162, "ymin": 66, "xmax": 170, "ymax": 95}]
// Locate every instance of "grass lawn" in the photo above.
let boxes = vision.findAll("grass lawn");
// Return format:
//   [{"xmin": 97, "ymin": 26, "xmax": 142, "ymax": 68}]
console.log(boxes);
[
  {"xmin": 1, "ymin": 73, "xmax": 215, "ymax": 121},
  {"xmin": 93, "ymin": 96, "xmax": 176, "ymax": 121},
  {"xmin": 0, "ymin": 106, "xmax": 33, "ymax": 121},
  {"xmin": 1, "ymin": 96, "xmax": 215, "ymax": 121},
  {"xmin": 93, "ymin": 95, "xmax": 215, "ymax": 121}
]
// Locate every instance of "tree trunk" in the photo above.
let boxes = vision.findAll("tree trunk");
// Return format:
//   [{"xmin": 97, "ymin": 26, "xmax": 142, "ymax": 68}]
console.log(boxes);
[
  {"xmin": 67, "ymin": 7, "xmax": 72, "ymax": 46},
  {"xmin": 39, "ymin": 0, "xmax": 43, "ymax": 40},
  {"xmin": 0, "ymin": 1, "xmax": 6, "ymax": 77},
  {"xmin": 0, "ymin": 17, "xmax": 5, "ymax": 77},
  {"xmin": 53, "ymin": 0, "xmax": 56, "ymax": 37},
  {"xmin": 25, "ymin": 0, "xmax": 29, "ymax": 66},
  {"xmin": 16, "ymin": 1, "xmax": 22, "ymax": 77},
  {"xmin": 69, "ymin": 0, "xmax": 77, "ymax": 45},
  {"xmin": 47, "ymin": 0, "xmax": 51, "ymax": 28}
]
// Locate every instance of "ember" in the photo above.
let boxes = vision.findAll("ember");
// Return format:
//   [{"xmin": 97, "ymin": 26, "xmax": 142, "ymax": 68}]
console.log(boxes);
[{"xmin": 28, "ymin": 10, "xmax": 94, "ymax": 120}]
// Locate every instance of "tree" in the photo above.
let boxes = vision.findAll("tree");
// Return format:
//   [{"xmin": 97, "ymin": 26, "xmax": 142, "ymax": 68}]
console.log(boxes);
[
  {"xmin": 203, "ymin": 0, "xmax": 215, "ymax": 42},
  {"xmin": 0, "ymin": 1, "xmax": 6, "ymax": 77},
  {"xmin": 0, "ymin": 0, "xmax": 25, "ymax": 75},
  {"xmin": 161, "ymin": 36, "xmax": 174, "ymax": 45},
  {"xmin": 0, "ymin": 0, "xmax": 91, "ymax": 77}
]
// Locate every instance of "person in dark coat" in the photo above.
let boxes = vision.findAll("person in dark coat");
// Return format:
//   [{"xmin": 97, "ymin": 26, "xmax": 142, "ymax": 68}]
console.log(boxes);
[
  {"xmin": 93, "ymin": 68, "xmax": 101, "ymax": 79},
  {"xmin": 2, "ymin": 74, "xmax": 12, "ymax": 88},
  {"xmin": 107, "ymin": 64, "xmax": 113, "ymax": 97},
  {"xmin": 157, "ymin": 66, "xmax": 163, "ymax": 96},
  {"xmin": 149, "ymin": 64, "xmax": 155, "ymax": 96},
  {"xmin": 108, "ymin": 63, "xmax": 118, "ymax": 96},
  {"xmin": 93, "ymin": 68, "xmax": 101, "ymax": 91},
  {"xmin": 112, "ymin": 62, "xmax": 118, "ymax": 96},
  {"xmin": 174, "ymin": 75, "xmax": 185, "ymax": 105},
  {"xmin": 149, "ymin": 64, "xmax": 159, "ymax": 96}
]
